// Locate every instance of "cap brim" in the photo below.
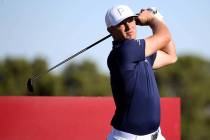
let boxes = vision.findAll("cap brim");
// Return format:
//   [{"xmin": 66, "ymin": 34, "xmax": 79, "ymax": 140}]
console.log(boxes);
[{"xmin": 114, "ymin": 15, "xmax": 138, "ymax": 27}]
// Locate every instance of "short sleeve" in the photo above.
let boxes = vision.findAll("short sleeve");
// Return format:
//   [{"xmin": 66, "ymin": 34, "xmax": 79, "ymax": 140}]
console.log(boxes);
[{"xmin": 146, "ymin": 52, "xmax": 157, "ymax": 66}]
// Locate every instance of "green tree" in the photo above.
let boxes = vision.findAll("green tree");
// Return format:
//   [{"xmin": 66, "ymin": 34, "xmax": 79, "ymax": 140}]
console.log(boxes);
[
  {"xmin": 0, "ymin": 58, "xmax": 31, "ymax": 95},
  {"xmin": 0, "ymin": 57, "xmax": 67, "ymax": 96},
  {"xmin": 155, "ymin": 55, "xmax": 210, "ymax": 140},
  {"xmin": 2, "ymin": 55, "xmax": 210, "ymax": 139},
  {"xmin": 28, "ymin": 58, "xmax": 67, "ymax": 96},
  {"xmin": 62, "ymin": 60, "xmax": 111, "ymax": 96}
]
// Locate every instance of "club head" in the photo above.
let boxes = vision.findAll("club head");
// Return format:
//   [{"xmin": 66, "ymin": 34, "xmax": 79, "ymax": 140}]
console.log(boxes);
[{"xmin": 27, "ymin": 78, "xmax": 34, "ymax": 92}]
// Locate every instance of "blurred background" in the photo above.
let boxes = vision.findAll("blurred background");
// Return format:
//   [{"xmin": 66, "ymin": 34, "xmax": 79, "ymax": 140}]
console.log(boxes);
[{"xmin": 1, "ymin": 0, "xmax": 210, "ymax": 139}]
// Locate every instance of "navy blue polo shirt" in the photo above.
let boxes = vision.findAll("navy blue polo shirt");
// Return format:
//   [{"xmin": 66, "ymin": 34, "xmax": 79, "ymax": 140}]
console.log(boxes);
[{"xmin": 107, "ymin": 39, "xmax": 160, "ymax": 135}]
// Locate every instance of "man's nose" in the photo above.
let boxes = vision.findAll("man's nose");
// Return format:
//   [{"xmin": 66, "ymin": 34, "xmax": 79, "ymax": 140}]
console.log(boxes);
[{"xmin": 125, "ymin": 22, "xmax": 131, "ymax": 31}]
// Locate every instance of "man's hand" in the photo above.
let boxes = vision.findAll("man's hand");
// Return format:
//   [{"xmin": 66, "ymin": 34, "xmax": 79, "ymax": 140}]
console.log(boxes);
[
  {"xmin": 135, "ymin": 9, "xmax": 155, "ymax": 26},
  {"xmin": 147, "ymin": 7, "xmax": 164, "ymax": 22}
]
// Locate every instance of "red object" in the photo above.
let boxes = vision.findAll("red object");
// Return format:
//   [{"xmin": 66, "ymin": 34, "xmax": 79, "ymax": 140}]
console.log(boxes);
[{"xmin": 0, "ymin": 97, "xmax": 180, "ymax": 140}]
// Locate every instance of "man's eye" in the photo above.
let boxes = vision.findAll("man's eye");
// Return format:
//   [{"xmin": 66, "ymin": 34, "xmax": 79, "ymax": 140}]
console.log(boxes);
[
  {"xmin": 127, "ymin": 17, "xmax": 135, "ymax": 23},
  {"xmin": 116, "ymin": 17, "xmax": 134, "ymax": 27}
]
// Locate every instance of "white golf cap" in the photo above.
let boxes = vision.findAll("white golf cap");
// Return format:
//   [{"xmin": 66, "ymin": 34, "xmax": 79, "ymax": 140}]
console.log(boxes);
[{"xmin": 105, "ymin": 5, "xmax": 136, "ymax": 28}]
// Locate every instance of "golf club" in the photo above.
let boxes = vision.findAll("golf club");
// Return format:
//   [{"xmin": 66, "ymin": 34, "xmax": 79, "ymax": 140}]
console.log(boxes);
[
  {"xmin": 26, "ymin": 8, "xmax": 160, "ymax": 92},
  {"xmin": 27, "ymin": 34, "xmax": 111, "ymax": 92}
]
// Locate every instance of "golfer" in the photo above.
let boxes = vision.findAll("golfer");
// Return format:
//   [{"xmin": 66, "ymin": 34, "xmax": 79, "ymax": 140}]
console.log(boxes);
[{"xmin": 105, "ymin": 5, "xmax": 177, "ymax": 140}]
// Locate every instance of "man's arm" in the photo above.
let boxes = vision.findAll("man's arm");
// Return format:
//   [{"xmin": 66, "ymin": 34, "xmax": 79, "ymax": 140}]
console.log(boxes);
[
  {"xmin": 136, "ymin": 10, "xmax": 171, "ymax": 57},
  {"xmin": 152, "ymin": 40, "xmax": 177, "ymax": 69},
  {"xmin": 136, "ymin": 9, "xmax": 177, "ymax": 68}
]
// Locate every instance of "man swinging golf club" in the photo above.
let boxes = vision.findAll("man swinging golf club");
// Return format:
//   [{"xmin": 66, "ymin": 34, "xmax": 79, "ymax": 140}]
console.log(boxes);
[{"xmin": 105, "ymin": 5, "xmax": 177, "ymax": 140}]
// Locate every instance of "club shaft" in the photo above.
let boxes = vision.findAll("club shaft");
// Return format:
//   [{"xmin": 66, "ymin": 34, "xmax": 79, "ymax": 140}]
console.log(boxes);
[{"xmin": 31, "ymin": 34, "xmax": 111, "ymax": 81}]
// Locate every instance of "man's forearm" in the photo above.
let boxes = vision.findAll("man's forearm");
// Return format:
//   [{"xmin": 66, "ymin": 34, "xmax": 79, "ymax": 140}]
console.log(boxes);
[
  {"xmin": 148, "ymin": 17, "xmax": 171, "ymax": 50},
  {"xmin": 161, "ymin": 41, "xmax": 176, "ymax": 54},
  {"xmin": 152, "ymin": 40, "xmax": 177, "ymax": 69},
  {"xmin": 161, "ymin": 40, "xmax": 177, "ymax": 62},
  {"xmin": 144, "ymin": 17, "xmax": 171, "ymax": 57},
  {"xmin": 137, "ymin": 10, "xmax": 172, "ymax": 57}
]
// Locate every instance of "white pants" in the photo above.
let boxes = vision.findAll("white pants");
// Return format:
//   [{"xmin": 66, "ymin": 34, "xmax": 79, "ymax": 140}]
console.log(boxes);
[{"xmin": 107, "ymin": 127, "xmax": 165, "ymax": 140}]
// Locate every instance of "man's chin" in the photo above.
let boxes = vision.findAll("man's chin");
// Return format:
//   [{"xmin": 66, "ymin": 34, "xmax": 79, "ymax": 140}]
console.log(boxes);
[{"xmin": 126, "ymin": 36, "xmax": 135, "ymax": 40}]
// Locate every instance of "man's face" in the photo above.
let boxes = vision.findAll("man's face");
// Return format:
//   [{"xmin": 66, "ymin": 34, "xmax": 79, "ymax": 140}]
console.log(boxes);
[{"xmin": 108, "ymin": 17, "xmax": 137, "ymax": 41}]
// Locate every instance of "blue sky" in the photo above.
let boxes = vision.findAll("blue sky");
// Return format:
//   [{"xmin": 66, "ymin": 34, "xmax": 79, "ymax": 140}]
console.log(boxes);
[{"xmin": 1, "ymin": 0, "xmax": 210, "ymax": 73}]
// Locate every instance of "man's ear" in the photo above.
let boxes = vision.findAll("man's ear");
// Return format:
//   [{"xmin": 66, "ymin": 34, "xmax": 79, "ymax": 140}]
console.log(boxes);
[{"xmin": 107, "ymin": 27, "xmax": 113, "ymax": 34}]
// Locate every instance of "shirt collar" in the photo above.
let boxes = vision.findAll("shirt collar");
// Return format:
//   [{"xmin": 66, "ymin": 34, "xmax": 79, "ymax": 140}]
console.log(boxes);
[{"xmin": 112, "ymin": 40, "xmax": 124, "ymax": 49}]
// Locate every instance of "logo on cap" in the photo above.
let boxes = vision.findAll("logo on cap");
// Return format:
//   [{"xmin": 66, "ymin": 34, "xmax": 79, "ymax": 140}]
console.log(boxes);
[
  {"xmin": 117, "ymin": 8, "xmax": 125, "ymax": 16},
  {"xmin": 105, "ymin": 5, "xmax": 135, "ymax": 28}
]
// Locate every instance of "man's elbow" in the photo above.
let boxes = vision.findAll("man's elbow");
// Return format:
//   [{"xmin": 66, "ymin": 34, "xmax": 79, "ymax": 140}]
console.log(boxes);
[{"xmin": 171, "ymin": 55, "xmax": 178, "ymax": 64}]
